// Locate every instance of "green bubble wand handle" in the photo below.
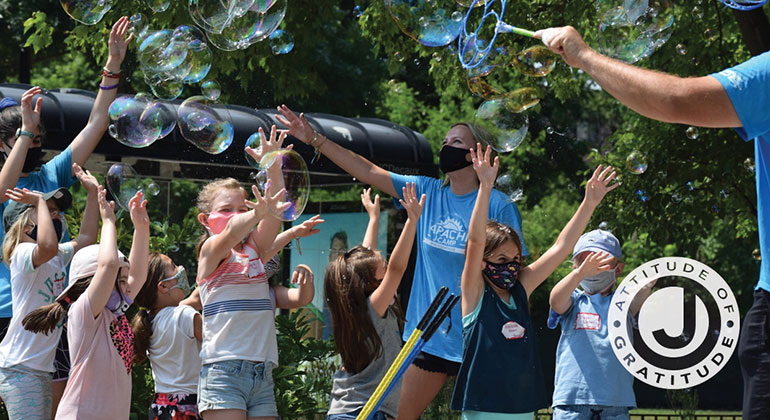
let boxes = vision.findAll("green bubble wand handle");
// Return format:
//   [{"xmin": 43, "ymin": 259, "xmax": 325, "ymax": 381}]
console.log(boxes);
[{"xmin": 496, "ymin": 22, "xmax": 536, "ymax": 38}]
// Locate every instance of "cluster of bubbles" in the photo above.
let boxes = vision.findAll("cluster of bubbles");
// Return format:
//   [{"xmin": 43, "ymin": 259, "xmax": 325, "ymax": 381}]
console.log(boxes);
[
  {"xmin": 243, "ymin": 143, "xmax": 310, "ymax": 221},
  {"xmin": 384, "ymin": 0, "xmax": 465, "ymax": 47},
  {"xmin": 189, "ymin": 0, "xmax": 288, "ymax": 52},
  {"xmin": 626, "ymin": 151, "xmax": 648, "ymax": 174},
  {"xmin": 105, "ymin": 163, "xmax": 161, "ymax": 211},
  {"xmin": 108, "ymin": 93, "xmax": 176, "ymax": 148},
  {"xmin": 60, "ymin": 0, "xmax": 113, "ymax": 25},
  {"xmin": 137, "ymin": 24, "xmax": 214, "ymax": 101},
  {"xmin": 494, "ymin": 174, "xmax": 523, "ymax": 202},
  {"xmin": 177, "ymin": 96, "xmax": 234, "ymax": 154},
  {"xmin": 596, "ymin": 0, "xmax": 675, "ymax": 64}
]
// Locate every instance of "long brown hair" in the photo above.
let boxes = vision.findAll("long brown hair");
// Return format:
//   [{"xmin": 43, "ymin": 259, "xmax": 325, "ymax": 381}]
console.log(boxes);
[
  {"xmin": 324, "ymin": 245, "xmax": 385, "ymax": 374},
  {"xmin": 194, "ymin": 178, "xmax": 247, "ymax": 258},
  {"xmin": 130, "ymin": 252, "xmax": 169, "ymax": 365},
  {"xmin": 23, "ymin": 277, "xmax": 91, "ymax": 335},
  {"xmin": 484, "ymin": 221, "xmax": 522, "ymax": 258}
]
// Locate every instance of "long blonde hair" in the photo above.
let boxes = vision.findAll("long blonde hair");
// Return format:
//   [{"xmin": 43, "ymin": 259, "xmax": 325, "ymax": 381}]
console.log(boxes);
[
  {"xmin": 442, "ymin": 122, "xmax": 499, "ymax": 187},
  {"xmin": 194, "ymin": 178, "xmax": 248, "ymax": 257},
  {"xmin": 2, "ymin": 207, "xmax": 34, "ymax": 263}
]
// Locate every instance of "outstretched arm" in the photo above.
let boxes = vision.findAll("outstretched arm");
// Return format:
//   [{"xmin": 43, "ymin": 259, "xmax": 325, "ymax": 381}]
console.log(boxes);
[
  {"xmin": 69, "ymin": 164, "xmax": 99, "ymax": 253},
  {"xmin": 276, "ymin": 105, "xmax": 397, "ymax": 197},
  {"xmin": 70, "ymin": 16, "xmax": 134, "ymax": 171},
  {"xmin": 274, "ymin": 264, "xmax": 315, "ymax": 309},
  {"xmin": 361, "ymin": 188, "xmax": 380, "ymax": 250},
  {"xmin": 535, "ymin": 26, "xmax": 741, "ymax": 128},
  {"xmin": 519, "ymin": 165, "xmax": 618, "ymax": 297},
  {"xmin": 87, "ymin": 187, "xmax": 121, "ymax": 317},
  {"xmin": 461, "ymin": 144, "xmax": 498, "ymax": 317},
  {"xmin": 126, "ymin": 192, "xmax": 150, "ymax": 300},
  {"xmin": 0, "ymin": 87, "xmax": 43, "ymax": 203},
  {"xmin": 369, "ymin": 183, "xmax": 425, "ymax": 317}
]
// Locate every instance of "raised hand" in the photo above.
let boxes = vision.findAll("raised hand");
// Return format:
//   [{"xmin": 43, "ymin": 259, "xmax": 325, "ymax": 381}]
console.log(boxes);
[
  {"xmin": 5, "ymin": 188, "xmax": 43, "ymax": 206},
  {"xmin": 291, "ymin": 264, "xmax": 313, "ymax": 286},
  {"xmin": 20, "ymin": 87, "xmax": 43, "ymax": 137},
  {"xmin": 244, "ymin": 125, "xmax": 292, "ymax": 164},
  {"xmin": 576, "ymin": 251, "xmax": 615, "ymax": 278},
  {"xmin": 128, "ymin": 191, "xmax": 149, "ymax": 229},
  {"xmin": 107, "ymin": 16, "xmax": 134, "ymax": 70},
  {"xmin": 97, "ymin": 186, "xmax": 116, "ymax": 222},
  {"xmin": 290, "ymin": 214, "xmax": 324, "ymax": 239},
  {"xmin": 584, "ymin": 165, "xmax": 618, "ymax": 207},
  {"xmin": 399, "ymin": 182, "xmax": 426, "ymax": 222},
  {"xmin": 73, "ymin": 163, "xmax": 99, "ymax": 193},
  {"xmin": 470, "ymin": 143, "xmax": 499, "ymax": 188},
  {"xmin": 275, "ymin": 105, "xmax": 314, "ymax": 144},
  {"xmin": 361, "ymin": 188, "xmax": 380, "ymax": 218},
  {"xmin": 246, "ymin": 184, "xmax": 290, "ymax": 220}
]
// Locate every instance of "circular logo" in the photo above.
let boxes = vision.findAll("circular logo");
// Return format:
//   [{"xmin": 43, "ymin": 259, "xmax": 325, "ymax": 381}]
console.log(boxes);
[{"xmin": 608, "ymin": 257, "xmax": 740, "ymax": 389}]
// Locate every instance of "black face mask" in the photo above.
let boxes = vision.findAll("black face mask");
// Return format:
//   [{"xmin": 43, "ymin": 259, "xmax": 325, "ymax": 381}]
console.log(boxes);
[
  {"xmin": 28, "ymin": 218, "xmax": 64, "ymax": 242},
  {"xmin": 21, "ymin": 147, "xmax": 43, "ymax": 173},
  {"xmin": 439, "ymin": 145, "xmax": 472, "ymax": 174}
]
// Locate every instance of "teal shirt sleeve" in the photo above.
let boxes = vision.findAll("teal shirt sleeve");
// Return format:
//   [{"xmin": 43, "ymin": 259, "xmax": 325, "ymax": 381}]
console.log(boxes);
[
  {"xmin": 41, "ymin": 146, "xmax": 77, "ymax": 188},
  {"xmin": 710, "ymin": 51, "xmax": 770, "ymax": 140}
]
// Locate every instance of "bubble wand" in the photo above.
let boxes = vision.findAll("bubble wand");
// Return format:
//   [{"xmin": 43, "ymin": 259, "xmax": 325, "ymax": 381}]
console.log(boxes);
[{"xmin": 458, "ymin": 0, "xmax": 536, "ymax": 70}]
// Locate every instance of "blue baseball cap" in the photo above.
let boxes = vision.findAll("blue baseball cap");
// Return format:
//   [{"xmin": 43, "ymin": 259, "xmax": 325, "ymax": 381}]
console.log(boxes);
[{"xmin": 572, "ymin": 229, "xmax": 622, "ymax": 260}]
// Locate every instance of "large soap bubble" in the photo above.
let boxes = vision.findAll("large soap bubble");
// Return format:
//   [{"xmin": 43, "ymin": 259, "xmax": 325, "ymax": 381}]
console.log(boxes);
[
  {"xmin": 106, "ymin": 163, "xmax": 144, "ymax": 210},
  {"xmin": 60, "ymin": 0, "xmax": 112, "ymax": 25},
  {"xmin": 385, "ymin": 0, "xmax": 465, "ymax": 47},
  {"xmin": 139, "ymin": 30, "xmax": 189, "ymax": 73},
  {"xmin": 512, "ymin": 45, "xmax": 557, "ymax": 77},
  {"xmin": 595, "ymin": 0, "xmax": 674, "ymax": 63},
  {"xmin": 203, "ymin": 0, "xmax": 287, "ymax": 51},
  {"xmin": 138, "ymin": 27, "xmax": 212, "ymax": 99},
  {"xmin": 473, "ymin": 98, "xmax": 529, "ymax": 153},
  {"xmin": 108, "ymin": 94, "xmax": 176, "ymax": 148},
  {"xmin": 177, "ymin": 96, "xmax": 234, "ymax": 154},
  {"xmin": 147, "ymin": 0, "xmax": 170, "ymax": 13},
  {"xmin": 129, "ymin": 13, "xmax": 149, "ymax": 39},
  {"xmin": 255, "ymin": 149, "xmax": 310, "ymax": 222}
]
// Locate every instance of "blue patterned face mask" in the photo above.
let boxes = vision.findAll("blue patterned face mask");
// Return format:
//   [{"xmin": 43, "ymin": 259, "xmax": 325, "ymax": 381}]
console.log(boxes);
[
  {"xmin": 482, "ymin": 260, "xmax": 521, "ymax": 290},
  {"xmin": 160, "ymin": 266, "xmax": 192, "ymax": 296}
]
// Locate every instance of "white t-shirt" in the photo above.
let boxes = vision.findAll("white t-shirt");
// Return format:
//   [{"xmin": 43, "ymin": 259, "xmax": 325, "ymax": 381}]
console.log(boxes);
[
  {"xmin": 149, "ymin": 305, "xmax": 201, "ymax": 394},
  {"xmin": 0, "ymin": 242, "xmax": 73, "ymax": 372}
]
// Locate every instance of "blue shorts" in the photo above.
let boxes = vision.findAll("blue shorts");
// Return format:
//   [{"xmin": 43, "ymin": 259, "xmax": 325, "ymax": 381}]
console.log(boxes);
[
  {"xmin": 197, "ymin": 359, "xmax": 277, "ymax": 418},
  {"xmin": 553, "ymin": 405, "xmax": 630, "ymax": 420}
]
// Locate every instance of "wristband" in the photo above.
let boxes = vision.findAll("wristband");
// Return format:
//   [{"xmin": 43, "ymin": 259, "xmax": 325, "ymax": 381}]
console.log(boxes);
[
  {"xmin": 102, "ymin": 68, "xmax": 121, "ymax": 78},
  {"xmin": 99, "ymin": 83, "xmax": 120, "ymax": 90},
  {"xmin": 15, "ymin": 128, "xmax": 35, "ymax": 139}
]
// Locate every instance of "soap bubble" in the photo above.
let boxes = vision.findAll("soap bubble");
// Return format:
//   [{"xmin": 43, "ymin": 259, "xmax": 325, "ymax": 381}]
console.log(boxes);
[
  {"xmin": 106, "ymin": 163, "xmax": 144, "ymax": 210},
  {"xmin": 692, "ymin": 5, "xmax": 703, "ymax": 18},
  {"xmin": 146, "ymin": 182, "xmax": 161, "ymax": 196},
  {"xmin": 753, "ymin": 249, "xmax": 762, "ymax": 261},
  {"xmin": 394, "ymin": 51, "xmax": 406, "ymax": 62},
  {"xmin": 244, "ymin": 131, "xmax": 262, "ymax": 168},
  {"xmin": 512, "ymin": 45, "xmax": 557, "ymax": 77},
  {"xmin": 177, "ymin": 96, "xmax": 234, "ymax": 154},
  {"xmin": 269, "ymin": 29, "xmax": 294, "ymax": 54},
  {"xmin": 466, "ymin": 76, "xmax": 503, "ymax": 99},
  {"xmin": 495, "ymin": 174, "xmax": 523, "ymax": 202},
  {"xmin": 598, "ymin": 221, "xmax": 610, "ymax": 230},
  {"xmin": 108, "ymin": 95, "xmax": 162, "ymax": 148},
  {"xmin": 635, "ymin": 189, "xmax": 649, "ymax": 202},
  {"xmin": 200, "ymin": 0, "xmax": 287, "ymax": 50},
  {"xmin": 703, "ymin": 28, "xmax": 717, "ymax": 41},
  {"xmin": 626, "ymin": 151, "xmax": 648, "ymax": 174},
  {"xmin": 147, "ymin": 0, "xmax": 170, "ymax": 12},
  {"xmin": 257, "ymin": 149, "xmax": 310, "ymax": 221},
  {"xmin": 353, "ymin": 5, "xmax": 363, "ymax": 17},
  {"xmin": 503, "ymin": 88, "xmax": 540, "ymax": 113},
  {"xmin": 676, "ymin": 43, "xmax": 687, "ymax": 55},
  {"xmin": 141, "ymin": 100, "xmax": 177, "ymax": 140},
  {"xmin": 201, "ymin": 80, "xmax": 221, "ymax": 101},
  {"xmin": 685, "ymin": 126, "xmax": 699, "ymax": 140},
  {"xmin": 138, "ymin": 26, "xmax": 211, "ymax": 99},
  {"xmin": 473, "ymin": 98, "xmax": 528, "ymax": 153},
  {"xmin": 139, "ymin": 30, "xmax": 189, "ymax": 73},
  {"xmin": 385, "ymin": 0, "xmax": 464, "ymax": 47},
  {"xmin": 60, "ymin": 0, "xmax": 112, "ymax": 25},
  {"xmin": 745, "ymin": 158, "xmax": 755, "ymax": 173},
  {"xmin": 129, "ymin": 13, "xmax": 149, "ymax": 39},
  {"xmin": 595, "ymin": 0, "xmax": 674, "ymax": 64},
  {"xmin": 180, "ymin": 41, "xmax": 213, "ymax": 84},
  {"xmin": 144, "ymin": 71, "xmax": 185, "ymax": 101}
]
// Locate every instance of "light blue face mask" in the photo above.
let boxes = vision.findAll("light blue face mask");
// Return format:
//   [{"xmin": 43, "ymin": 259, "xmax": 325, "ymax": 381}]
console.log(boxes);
[
  {"xmin": 160, "ymin": 266, "xmax": 192, "ymax": 296},
  {"xmin": 580, "ymin": 270, "xmax": 616, "ymax": 295}
]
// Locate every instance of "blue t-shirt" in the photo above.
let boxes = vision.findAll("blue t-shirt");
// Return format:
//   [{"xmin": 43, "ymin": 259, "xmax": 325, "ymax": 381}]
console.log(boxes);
[
  {"xmin": 390, "ymin": 173, "xmax": 527, "ymax": 362},
  {"xmin": 0, "ymin": 147, "xmax": 76, "ymax": 317},
  {"xmin": 710, "ymin": 51, "xmax": 770, "ymax": 292},
  {"xmin": 547, "ymin": 290, "xmax": 635, "ymax": 408}
]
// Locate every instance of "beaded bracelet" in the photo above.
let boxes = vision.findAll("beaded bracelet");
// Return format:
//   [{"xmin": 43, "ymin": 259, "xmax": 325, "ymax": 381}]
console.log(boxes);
[{"xmin": 99, "ymin": 83, "xmax": 120, "ymax": 90}]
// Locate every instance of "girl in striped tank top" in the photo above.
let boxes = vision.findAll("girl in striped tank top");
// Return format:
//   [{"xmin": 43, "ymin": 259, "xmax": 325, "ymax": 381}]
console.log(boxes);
[{"xmin": 194, "ymin": 127, "xmax": 322, "ymax": 420}]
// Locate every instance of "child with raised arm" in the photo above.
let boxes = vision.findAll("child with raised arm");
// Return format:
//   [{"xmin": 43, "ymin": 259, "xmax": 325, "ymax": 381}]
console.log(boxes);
[
  {"xmin": 451, "ymin": 144, "xmax": 617, "ymax": 419},
  {"xmin": 325, "ymin": 185, "xmax": 425, "ymax": 420},
  {"xmin": 0, "ymin": 164, "xmax": 98, "ymax": 419},
  {"xmin": 22, "ymin": 188, "xmax": 149, "ymax": 420}
]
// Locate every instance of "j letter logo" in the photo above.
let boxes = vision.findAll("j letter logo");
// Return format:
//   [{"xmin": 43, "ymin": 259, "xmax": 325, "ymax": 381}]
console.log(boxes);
[{"xmin": 608, "ymin": 257, "xmax": 740, "ymax": 389}]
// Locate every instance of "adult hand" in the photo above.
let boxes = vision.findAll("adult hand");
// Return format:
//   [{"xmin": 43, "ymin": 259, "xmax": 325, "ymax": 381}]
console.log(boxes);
[
  {"xmin": 470, "ymin": 143, "xmax": 499, "ymax": 188},
  {"xmin": 106, "ymin": 16, "xmax": 134, "ymax": 72},
  {"xmin": 244, "ymin": 125, "xmax": 292, "ymax": 164},
  {"xmin": 73, "ymin": 163, "xmax": 99, "ymax": 193},
  {"xmin": 291, "ymin": 214, "xmax": 324, "ymax": 238},
  {"xmin": 19, "ymin": 86, "xmax": 43, "ymax": 137},
  {"xmin": 576, "ymin": 251, "xmax": 615, "ymax": 278},
  {"xmin": 98, "ymin": 186, "xmax": 116, "ymax": 223},
  {"xmin": 399, "ymin": 182, "xmax": 426, "ymax": 222},
  {"xmin": 361, "ymin": 188, "xmax": 380, "ymax": 219},
  {"xmin": 5, "ymin": 187, "xmax": 43, "ymax": 206},
  {"xmin": 128, "ymin": 191, "xmax": 149, "ymax": 229},
  {"xmin": 584, "ymin": 165, "xmax": 618, "ymax": 207},
  {"xmin": 275, "ymin": 104, "xmax": 314, "ymax": 144},
  {"xmin": 534, "ymin": 26, "xmax": 591, "ymax": 68}
]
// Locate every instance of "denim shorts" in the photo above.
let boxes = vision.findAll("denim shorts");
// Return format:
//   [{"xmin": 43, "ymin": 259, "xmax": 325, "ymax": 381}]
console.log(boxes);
[
  {"xmin": 198, "ymin": 359, "xmax": 278, "ymax": 418},
  {"xmin": 327, "ymin": 409, "xmax": 390, "ymax": 420},
  {"xmin": 553, "ymin": 405, "xmax": 630, "ymax": 420}
]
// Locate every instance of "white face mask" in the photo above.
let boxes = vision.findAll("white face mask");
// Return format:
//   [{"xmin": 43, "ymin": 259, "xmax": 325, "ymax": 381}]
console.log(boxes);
[{"xmin": 580, "ymin": 270, "xmax": 616, "ymax": 294}]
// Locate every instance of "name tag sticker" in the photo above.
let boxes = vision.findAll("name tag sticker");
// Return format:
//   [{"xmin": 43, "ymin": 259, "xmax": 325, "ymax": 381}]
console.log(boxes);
[
  {"xmin": 501, "ymin": 321, "xmax": 526, "ymax": 339},
  {"xmin": 575, "ymin": 312, "xmax": 600, "ymax": 330}
]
